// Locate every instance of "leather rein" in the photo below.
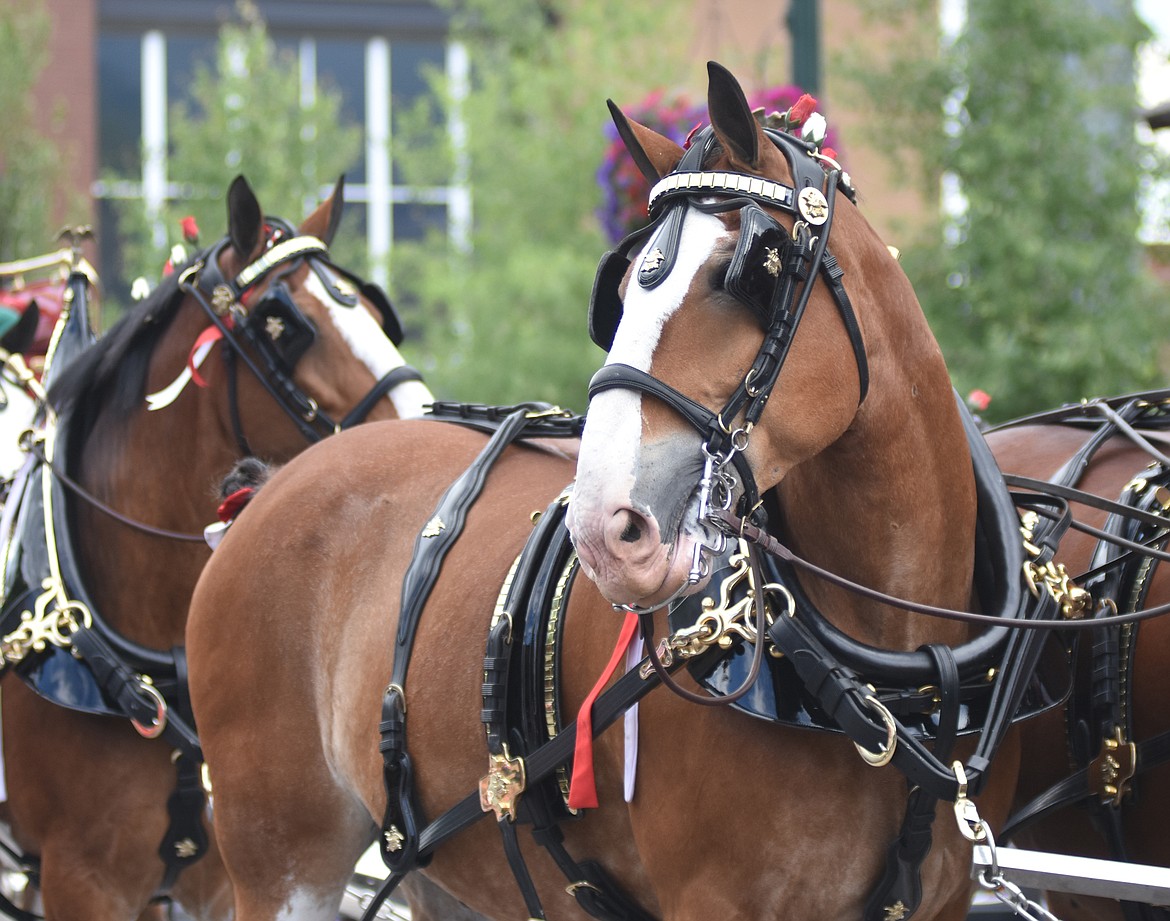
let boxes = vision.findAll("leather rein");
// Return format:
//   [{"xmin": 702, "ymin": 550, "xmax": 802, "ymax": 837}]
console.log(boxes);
[{"xmin": 716, "ymin": 505, "xmax": 1170, "ymax": 632}]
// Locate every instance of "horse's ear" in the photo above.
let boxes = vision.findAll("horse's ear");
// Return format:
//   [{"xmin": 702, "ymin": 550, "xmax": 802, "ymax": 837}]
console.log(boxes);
[
  {"xmin": 706, "ymin": 61, "xmax": 760, "ymax": 170},
  {"xmin": 301, "ymin": 175, "xmax": 345, "ymax": 246},
  {"xmin": 607, "ymin": 99, "xmax": 683, "ymax": 181},
  {"xmin": 227, "ymin": 175, "xmax": 264, "ymax": 261}
]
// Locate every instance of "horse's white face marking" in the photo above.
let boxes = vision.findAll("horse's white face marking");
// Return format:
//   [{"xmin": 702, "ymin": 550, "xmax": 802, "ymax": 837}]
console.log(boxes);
[
  {"xmin": 576, "ymin": 209, "xmax": 727, "ymax": 510},
  {"xmin": 570, "ymin": 209, "xmax": 728, "ymax": 601},
  {"xmin": 606, "ymin": 208, "xmax": 727, "ymax": 374},
  {"xmin": 304, "ymin": 271, "xmax": 434, "ymax": 419}
]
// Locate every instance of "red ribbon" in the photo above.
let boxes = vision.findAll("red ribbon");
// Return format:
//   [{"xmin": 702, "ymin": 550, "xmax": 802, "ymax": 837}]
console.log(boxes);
[
  {"xmin": 216, "ymin": 487, "xmax": 255, "ymax": 523},
  {"xmin": 567, "ymin": 611, "xmax": 640, "ymax": 810},
  {"xmin": 188, "ymin": 323, "xmax": 228, "ymax": 388}
]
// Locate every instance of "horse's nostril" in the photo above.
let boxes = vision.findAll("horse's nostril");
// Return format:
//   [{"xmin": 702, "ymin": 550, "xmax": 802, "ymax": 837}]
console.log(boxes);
[{"xmin": 619, "ymin": 519, "xmax": 642, "ymax": 543}]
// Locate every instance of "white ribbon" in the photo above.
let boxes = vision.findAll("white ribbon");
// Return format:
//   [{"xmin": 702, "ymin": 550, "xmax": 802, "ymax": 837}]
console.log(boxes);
[
  {"xmin": 623, "ymin": 633, "xmax": 643, "ymax": 802},
  {"xmin": 145, "ymin": 339, "xmax": 215, "ymax": 411}
]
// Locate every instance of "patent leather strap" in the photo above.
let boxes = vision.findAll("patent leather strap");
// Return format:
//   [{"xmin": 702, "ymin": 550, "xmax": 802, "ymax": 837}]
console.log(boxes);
[
  {"xmin": 360, "ymin": 630, "xmax": 704, "ymax": 921},
  {"xmin": 587, "ymin": 131, "xmax": 866, "ymax": 513},
  {"xmin": 376, "ymin": 406, "xmax": 584, "ymax": 877},
  {"xmin": 1002, "ymin": 730, "xmax": 1170, "ymax": 842},
  {"xmin": 338, "ymin": 363, "xmax": 424, "ymax": 429}
]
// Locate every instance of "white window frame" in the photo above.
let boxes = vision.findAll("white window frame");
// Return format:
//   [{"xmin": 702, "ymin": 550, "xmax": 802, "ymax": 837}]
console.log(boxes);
[{"xmin": 93, "ymin": 30, "xmax": 469, "ymax": 278}]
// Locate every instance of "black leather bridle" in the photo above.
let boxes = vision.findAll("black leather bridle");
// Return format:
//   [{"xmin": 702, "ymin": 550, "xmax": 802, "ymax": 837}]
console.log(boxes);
[
  {"xmin": 585, "ymin": 126, "xmax": 867, "ymax": 608},
  {"xmin": 177, "ymin": 221, "xmax": 422, "ymax": 450}
]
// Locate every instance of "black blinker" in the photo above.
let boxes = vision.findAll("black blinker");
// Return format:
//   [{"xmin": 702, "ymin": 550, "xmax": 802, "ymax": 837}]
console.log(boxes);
[
  {"xmin": 588, "ymin": 249, "xmax": 630, "ymax": 352},
  {"xmin": 249, "ymin": 282, "xmax": 317, "ymax": 373},
  {"xmin": 318, "ymin": 263, "xmax": 407, "ymax": 347},
  {"xmin": 357, "ymin": 280, "xmax": 405, "ymax": 346},
  {"xmin": 724, "ymin": 204, "xmax": 788, "ymax": 328}
]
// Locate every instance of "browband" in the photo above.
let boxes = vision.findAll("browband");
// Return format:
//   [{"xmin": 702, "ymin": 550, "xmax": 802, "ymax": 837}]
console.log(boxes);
[
  {"xmin": 648, "ymin": 171, "xmax": 796, "ymax": 218},
  {"xmin": 234, "ymin": 235, "xmax": 328, "ymax": 290}
]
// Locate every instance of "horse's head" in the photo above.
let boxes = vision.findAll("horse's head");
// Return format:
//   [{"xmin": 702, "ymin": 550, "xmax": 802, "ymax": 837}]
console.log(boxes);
[
  {"xmin": 569, "ymin": 62, "xmax": 921, "ymax": 610},
  {"xmin": 175, "ymin": 175, "xmax": 430, "ymax": 449},
  {"xmin": 53, "ymin": 175, "xmax": 432, "ymax": 463}
]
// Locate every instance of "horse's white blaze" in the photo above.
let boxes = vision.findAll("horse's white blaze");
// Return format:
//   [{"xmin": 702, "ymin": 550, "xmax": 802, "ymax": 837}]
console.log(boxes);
[
  {"xmin": 304, "ymin": 271, "xmax": 434, "ymax": 419},
  {"xmin": 574, "ymin": 210, "xmax": 726, "ymax": 513}
]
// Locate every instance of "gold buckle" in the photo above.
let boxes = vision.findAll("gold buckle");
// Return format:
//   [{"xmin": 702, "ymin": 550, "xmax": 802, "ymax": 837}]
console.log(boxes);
[
  {"xmin": 478, "ymin": 746, "xmax": 526, "ymax": 821},
  {"xmin": 1090, "ymin": 726, "xmax": 1137, "ymax": 806}
]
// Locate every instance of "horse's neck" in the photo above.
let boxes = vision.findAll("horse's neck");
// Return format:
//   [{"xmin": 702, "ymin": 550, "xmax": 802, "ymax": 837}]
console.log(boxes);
[
  {"xmin": 778, "ymin": 357, "xmax": 975, "ymax": 651},
  {"xmin": 72, "ymin": 316, "xmax": 231, "ymax": 648}
]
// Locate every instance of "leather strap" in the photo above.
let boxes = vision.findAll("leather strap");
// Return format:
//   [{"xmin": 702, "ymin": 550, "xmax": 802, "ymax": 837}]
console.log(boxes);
[
  {"xmin": 863, "ymin": 644, "xmax": 961, "ymax": 921},
  {"xmin": 499, "ymin": 818, "xmax": 546, "ymax": 920},
  {"xmin": 338, "ymin": 364, "xmax": 424, "ymax": 429},
  {"xmin": 378, "ymin": 408, "xmax": 549, "ymax": 874},
  {"xmin": 1002, "ymin": 729, "xmax": 1170, "ymax": 841},
  {"xmin": 359, "ymin": 640, "xmax": 704, "ymax": 921}
]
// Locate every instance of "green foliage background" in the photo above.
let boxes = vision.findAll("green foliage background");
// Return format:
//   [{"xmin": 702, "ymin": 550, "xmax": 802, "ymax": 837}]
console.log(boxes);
[
  {"xmin": 110, "ymin": 5, "xmax": 363, "ymax": 300},
  {"xmin": 5, "ymin": 0, "xmax": 1167, "ymax": 420},
  {"xmin": 847, "ymin": 0, "xmax": 1167, "ymax": 421},
  {"xmin": 0, "ymin": 1, "xmax": 68, "ymax": 261},
  {"xmin": 390, "ymin": 0, "xmax": 692, "ymax": 410}
]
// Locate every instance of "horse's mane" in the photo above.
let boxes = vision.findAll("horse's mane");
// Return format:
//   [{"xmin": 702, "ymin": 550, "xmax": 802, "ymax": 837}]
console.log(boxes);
[{"xmin": 48, "ymin": 255, "xmax": 195, "ymax": 424}]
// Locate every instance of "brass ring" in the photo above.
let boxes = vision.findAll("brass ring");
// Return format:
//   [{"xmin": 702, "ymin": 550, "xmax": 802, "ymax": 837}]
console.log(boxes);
[
  {"xmin": 764, "ymin": 583, "xmax": 796, "ymax": 619},
  {"xmin": 177, "ymin": 262, "xmax": 202, "ymax": 289}
]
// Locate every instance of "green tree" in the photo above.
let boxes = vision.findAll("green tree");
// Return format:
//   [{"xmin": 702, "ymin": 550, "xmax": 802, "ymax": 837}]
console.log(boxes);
[
  {"xmin": 847, "ymin": 0, "xmax": 1163, "ymax": 422},
  {"xmin": 112, "ymin": 2, "xmax": 362, "ymax": 298},
  {"xmin": 0, "ymin": 0, "xmax": 67, "ymax": 260},
  {"xmin": 391, "ymin": 0, "xmax": 690, "ymax": 410}
]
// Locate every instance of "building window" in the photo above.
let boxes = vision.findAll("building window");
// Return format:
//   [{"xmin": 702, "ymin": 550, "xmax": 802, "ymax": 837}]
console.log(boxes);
[{"xmin": 94, "ymin": 1, "xmax": 464, "ymax": 297}]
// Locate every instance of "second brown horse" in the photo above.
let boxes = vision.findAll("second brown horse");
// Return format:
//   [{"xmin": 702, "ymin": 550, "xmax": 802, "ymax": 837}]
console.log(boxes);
[{"xmin": 0, "ymin": 176, "xmax": 430, "ymax": 920}]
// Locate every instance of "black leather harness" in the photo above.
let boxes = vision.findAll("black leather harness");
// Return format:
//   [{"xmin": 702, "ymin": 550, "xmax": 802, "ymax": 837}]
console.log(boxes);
[
  {"xmin": 376, "ymin": 403, "xmax": 587, "ymax": 876},
  {"xmin": 178, "ymin": 220, "xmax": 421, "ymax": 451},
  {"xmin": 588, "ymin": 127, "xmax": 866, "ymax": 517},
  {"xmin": 359, "ymin": 387, "xmax": 1073, "ymax": 921},
  {"xmin": 992, "ymin": 395, "xmax": 1170, "ymax": 921},
  {"xmin": 358, "ymin": 119, "xmax": 1075, "ymax": 920}
]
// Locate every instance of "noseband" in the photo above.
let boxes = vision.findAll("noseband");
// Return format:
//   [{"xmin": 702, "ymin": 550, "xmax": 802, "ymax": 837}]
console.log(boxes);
[
  {"xmin": 586, "ymin": 127, "xmax": 868, "ymax": 609},
  {"xmin": 178, "ymin": 222, "xmax": 421, "ymax": 448}
]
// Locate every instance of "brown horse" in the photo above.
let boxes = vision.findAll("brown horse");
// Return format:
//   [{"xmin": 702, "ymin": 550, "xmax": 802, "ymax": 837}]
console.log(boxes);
[
  {"xmin": 988, "ymin": 409, "xmax": 1170, "ymax": 919},
  {"xmin": 0, "ymin": 175, "xmax": 432, "ymax": 920},
  {"xmin": 185, "ymin": 64, "xmax": 1027, "ymax": 920}
]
